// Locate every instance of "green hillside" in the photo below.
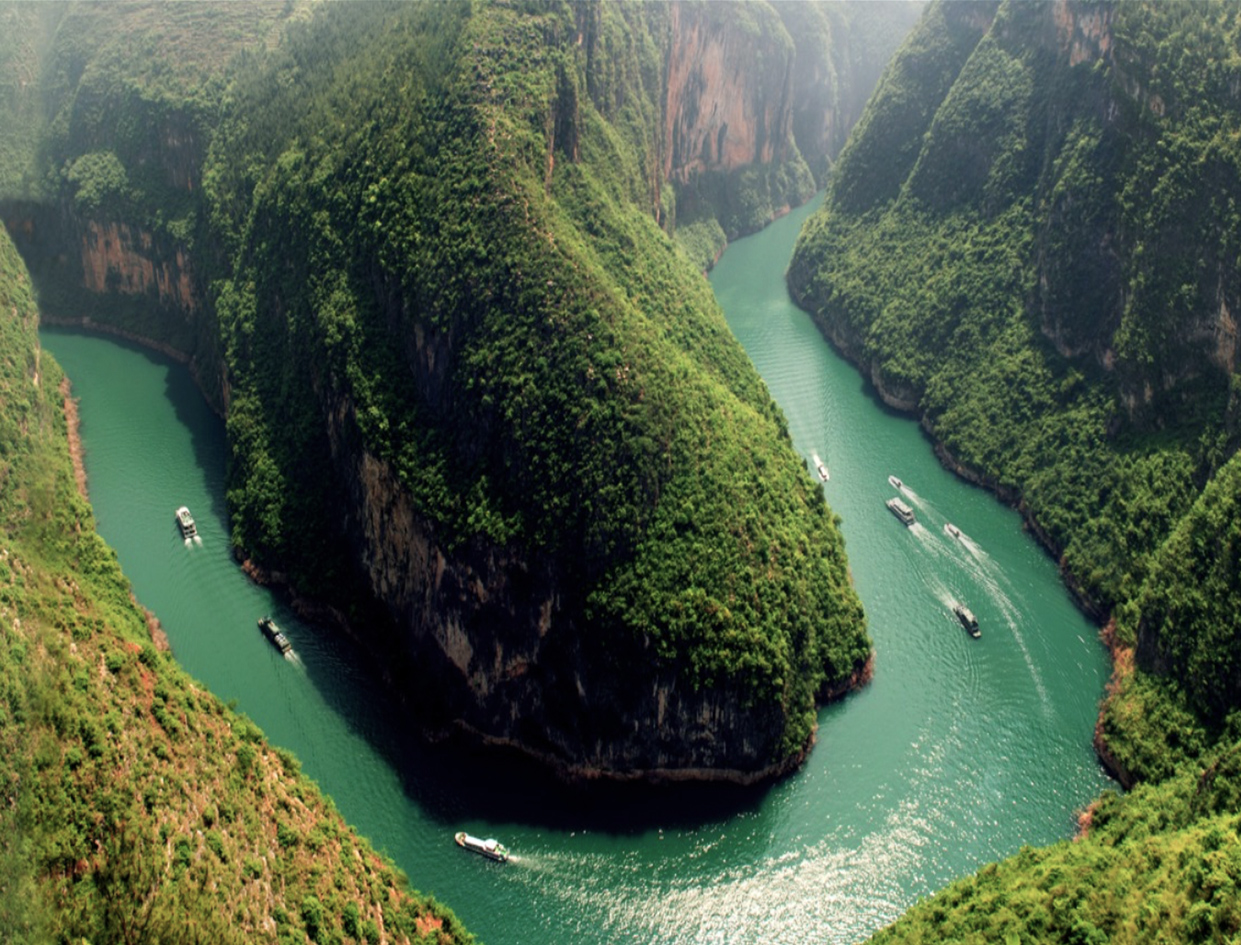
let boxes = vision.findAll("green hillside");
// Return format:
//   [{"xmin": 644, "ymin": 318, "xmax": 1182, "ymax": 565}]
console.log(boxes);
[
  {"xmin": 788, "ymin": 1, "xmax": 1241, "ymax": 939},
  {"xmin": 201, "ymin": 0, "xmax": 869, "ymax": 770},
  {"xmin": 0, "ymin": 227, "xmax": 471, "ymax": 943}
]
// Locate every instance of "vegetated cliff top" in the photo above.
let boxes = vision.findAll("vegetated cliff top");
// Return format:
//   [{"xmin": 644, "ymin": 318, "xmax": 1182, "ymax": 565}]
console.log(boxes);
[
  {"xmin": 786, "ymin": 1, "xmax": 1241, "ymax": 939},
  {"xmin": 204, "ymin": 0, "xmax": 870, "ymax": 776},
  {"xmin": 0, "ymin": 227, "xmax": 471, "ymax": 943}
]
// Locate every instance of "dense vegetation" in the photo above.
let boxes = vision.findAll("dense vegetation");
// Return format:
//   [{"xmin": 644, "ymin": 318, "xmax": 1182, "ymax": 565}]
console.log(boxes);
[
  {"xmin": 199, "ymin": 0, "xmax": 869, "ymax": 764},
  {"xmin": 788, "ymin": 1, "xmax": 1241, "ymax": 938},
  {"xmin": 0, "ymin": 227, "xmax": 472, "ymax": 943}
]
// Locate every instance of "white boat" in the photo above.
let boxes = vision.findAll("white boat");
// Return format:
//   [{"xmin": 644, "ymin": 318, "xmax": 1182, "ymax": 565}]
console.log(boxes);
[
  {"xmin": 455, "ymin": 831, "xmax": 509, "ymax": 862},
  {"xmin": 175, "ymin": 505, "xmax": 198, "ymax": 539},
  {"xmin": 888, "ymin": 475, "xmax": 903, "ymax": 491},
  {"xmin": 886, "ymin": 497, "xmax": 916, "ymax": 526},
  {"xmin": 945, "ymin": 523, "xmax": 961, "ymax": 540},
  {"xmin": 812, "ymin": 453, "xmax": 830, "ymax": 481}
]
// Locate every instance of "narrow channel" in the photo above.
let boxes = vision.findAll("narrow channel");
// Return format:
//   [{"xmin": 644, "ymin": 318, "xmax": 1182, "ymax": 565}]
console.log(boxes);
[{"xmin": 40, "ymin": 196, "xmax": 1113, "ymax": 944}]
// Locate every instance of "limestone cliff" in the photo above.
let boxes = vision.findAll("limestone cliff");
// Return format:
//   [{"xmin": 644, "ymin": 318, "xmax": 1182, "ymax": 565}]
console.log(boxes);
[{"xmin": 663, "ymin": 3, "xmax": 795, "ymax": 186}]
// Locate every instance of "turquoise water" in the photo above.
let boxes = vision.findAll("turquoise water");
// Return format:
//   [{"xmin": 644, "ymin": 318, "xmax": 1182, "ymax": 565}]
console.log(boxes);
[{"xmin": 40, "ymin": 198, "xmax": 1113, "ymax": 944}]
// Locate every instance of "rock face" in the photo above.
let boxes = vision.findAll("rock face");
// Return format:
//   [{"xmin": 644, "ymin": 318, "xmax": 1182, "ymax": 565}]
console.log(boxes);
[
  {"xmin": 326, "ymin": 395, "xmax": 805, "ymax": 784},
  {"xmin": 79, "ymin": 220, "xmax": 197, "ymax": 315},
  {"xmin": 663, "ymin": 3, "xmax": 795, "ymax": 186}
]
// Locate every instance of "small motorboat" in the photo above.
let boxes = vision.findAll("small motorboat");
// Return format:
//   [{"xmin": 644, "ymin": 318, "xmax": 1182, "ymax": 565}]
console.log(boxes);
[
  {"xmin": 888, "ymin": 475, "xmax": 903, "ymax": 491},
  {"xmin": 455, "ymin": 831, "xmax": 509, "ymax": 862},
  {"xmin": 257, "ymin": 616, "xmax": 293, "ymax": 655},
  {"xmin": 812, "ymin": 453, "xmax": 830, "ymax": 482},
  {"xmin": 175, "ymin": 505, "xmax": 198, "ymax": 539},
  {"xmin": 945, "ymin": 523, "xmax": 962, "ymax": 540},
  {"xmin": 953, "ymin": 603, "xmax": 981, "ymax": 639}
]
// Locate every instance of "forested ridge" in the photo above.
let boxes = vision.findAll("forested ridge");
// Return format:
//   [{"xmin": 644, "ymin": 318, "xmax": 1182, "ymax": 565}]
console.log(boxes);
[
  {"xmin": 0, "ymin": 226, "xmax": 473, "ymax": 943},
  {"xmin": 0, "ymin": 0, "xmax": 907, "ymax": 932},
  {"xmin": 0, "ymin": 0, "xmax": 893, "ymax": 784},
  {"xmin": 789, "ymin": 1, "xmax": 1241, "ymax": 939}
]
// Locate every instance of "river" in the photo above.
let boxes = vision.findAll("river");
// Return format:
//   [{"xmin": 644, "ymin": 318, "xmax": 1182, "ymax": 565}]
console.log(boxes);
[{"xmin": 39, "ymin": 197, "xmax": 1113, "ymax": 944}]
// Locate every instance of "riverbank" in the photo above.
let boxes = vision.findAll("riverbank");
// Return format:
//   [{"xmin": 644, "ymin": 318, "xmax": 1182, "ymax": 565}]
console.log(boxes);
[
  {"xmin": 59, "ymin": 376, "xmax": 87, "ymax": 501},
  {"xmin": 784, "ymin": 272, "xmax": 1126, "ymax": 788}
]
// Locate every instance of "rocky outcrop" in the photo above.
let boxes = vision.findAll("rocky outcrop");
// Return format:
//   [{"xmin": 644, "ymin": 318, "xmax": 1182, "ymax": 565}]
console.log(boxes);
[
  {"xmin": 663, "ymin": 3, "xmax": 795, "ymax": 185},
  {"xmin": 324, "ymin": 392, "xmax": 808, "ymax": 785},
  {"xmin": 79, "ymin": 220, "xmax": 197, "ymax": 315}
]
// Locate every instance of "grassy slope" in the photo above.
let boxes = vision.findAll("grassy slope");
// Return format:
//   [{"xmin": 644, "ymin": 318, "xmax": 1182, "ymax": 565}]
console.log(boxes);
[{"xmin": 0, "ymin": 189, "xmax": 470, "ymax": 945}]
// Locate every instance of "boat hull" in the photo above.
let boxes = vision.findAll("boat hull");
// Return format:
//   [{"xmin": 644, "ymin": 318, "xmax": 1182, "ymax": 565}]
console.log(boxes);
[{"xmin": 455, "ymin": 831, "xmax": 509, "ymax": 862}]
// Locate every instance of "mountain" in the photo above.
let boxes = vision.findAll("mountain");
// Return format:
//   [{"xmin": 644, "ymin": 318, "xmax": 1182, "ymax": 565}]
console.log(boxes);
[
  {"xmin": 0, "ymin": 222, "xmax": 473, "ymax": 945},
  {"xmin": 0, "ymin": 2, "xmax": 925, "ymax": 785},
  {"xmin": 788, "ymin": 1, "xmax": 1241, "ymax": 938}
]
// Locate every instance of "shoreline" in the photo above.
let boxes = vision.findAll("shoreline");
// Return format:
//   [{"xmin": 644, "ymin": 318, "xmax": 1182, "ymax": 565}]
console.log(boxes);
[
  {"xmin": 59, "ymin": 376, "xmax": 88, "ymax": 502},
  {"xmin": 785, "ymin": 276, "xmax": 1125, "ymax": 785}
]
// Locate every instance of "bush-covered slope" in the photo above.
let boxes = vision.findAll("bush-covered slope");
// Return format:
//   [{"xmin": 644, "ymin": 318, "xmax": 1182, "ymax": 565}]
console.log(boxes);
[
  {"xmin": 0, "ymin": 228, "xmax": 471, "ymax": 943},
  {"xmin": 872, "ymin": 736, "xmax": 1241, "ymax": 944},
  {"xmin": 786, "ymin": 1, "xmax": 1241, "ymax": 938},
  {"xmin": 790, "ymin": 0, "xmax": 1241, "ymax": 741},
  {"xmin": 205, "ymin": 0, "xmax": 868, "ymax": 776}
]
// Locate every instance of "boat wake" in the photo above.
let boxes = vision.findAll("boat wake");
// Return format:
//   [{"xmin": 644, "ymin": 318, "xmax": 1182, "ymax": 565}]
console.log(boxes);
[{"xmin": 958, "ymin": 534, "xmax": 987, "ymax": 561}]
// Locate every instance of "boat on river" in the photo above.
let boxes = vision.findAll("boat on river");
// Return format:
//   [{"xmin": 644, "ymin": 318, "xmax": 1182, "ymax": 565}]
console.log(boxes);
[
  {"xmin": 945, "ymin": 523, "xmax": 961, "ymax": 540},
  {"xmin": 886, "ymin": 496, "xmax": 916, "ymax": 526},
  {"xmin": 455, "ymin": 831, "xmax": 509, "ymax": 862},
  {"xmin": 812, "ymin": 453, "xmax": 830, "ymax": 481},
  {"xmin": 888, "ymin": 475, "xmax": 903, "ymax": 491},
  {"xmin": 175, "ymin": 505, "xmax": 198, "ymax": 539},
  {"xmin": 953, "ymin": 604, "xmax": 981, "ymax": 638},
  {"xmin": 257, "ymin": 616, "xmax": 293, "ymax": 655}
]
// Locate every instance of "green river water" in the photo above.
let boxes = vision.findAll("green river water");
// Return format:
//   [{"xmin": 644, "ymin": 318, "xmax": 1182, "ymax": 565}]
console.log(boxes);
[{"xmin": 40, "ymin": 197, "xmax": 1114, "ymax": 944}]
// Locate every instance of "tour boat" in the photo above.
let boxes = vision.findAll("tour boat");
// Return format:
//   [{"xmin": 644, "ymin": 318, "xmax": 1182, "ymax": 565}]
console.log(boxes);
[
  {"xmin": 257, "ymin": 616, "xmax": 293, "ymax": 655},
  {"xmin": 175, "ymin": 505, "xmax": 198, "ymax": 539},
  {"xmin": 945, "ymin": 523, "xmax": 961, "ymax": 540},
  {"xmin": 885, "ymin": 496, "xmax": 916, "ymax": 526},
  {"xmin": 888, "ymin": 475, "xmax": 903, "ymax": 491},
  {"xmin": 812, "ymin": 453, "xmax": 830, "ymax": 481},
  {"xmin": 953, "ymin": 604, "xmax": 981, "ymax": 639},
  {"xmin": 455, "ymin": 831, "xmax": 509, "ymax": 862}
]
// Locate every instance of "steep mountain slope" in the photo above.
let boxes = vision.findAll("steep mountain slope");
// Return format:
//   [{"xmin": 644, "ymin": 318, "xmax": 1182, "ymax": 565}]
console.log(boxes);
[
  {"xmin": 204, "ymin": 0, "xmax": 869, "ymax": 781},
  {"xmin": 787, "ymin": 1, "xmax": 1241, "ymax": 937},
  {"xmin": 0, "ymin": 0, "xmax": 927, "ymax": 785},
  {"xmin": 0, "ymin": 226, "xmax": 471, "ymax": 944}
]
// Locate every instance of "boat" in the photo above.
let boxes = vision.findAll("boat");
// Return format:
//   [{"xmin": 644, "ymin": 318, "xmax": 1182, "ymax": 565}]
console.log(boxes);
[
  {"xmin": 812, "ymin": 453, "xmax": 830, "ymax": 481},
  {"xmin": 257, "ymin": 616, "xmax": 293, "ymax": 655},
  {"xmin": 945, "ymin": 523, "xmax": 962, "ymax": 540},
  {"xmin": 175, "ymin": 505, "xmax": 198, "ymax": 539},
  {"xmin": 885, "ymin": 496, "xmax": 916, "ymax": 526},
  {"xmin": 455, "ymin": 831, "xmax": 509, "ymax": 863},
  {"xmin": 888, "ymin": 475, "xmax": 903, "ymax": 491},
  {"xmin": 953, "ymin": 603, "xmax": 981, "ymax": 639}
]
